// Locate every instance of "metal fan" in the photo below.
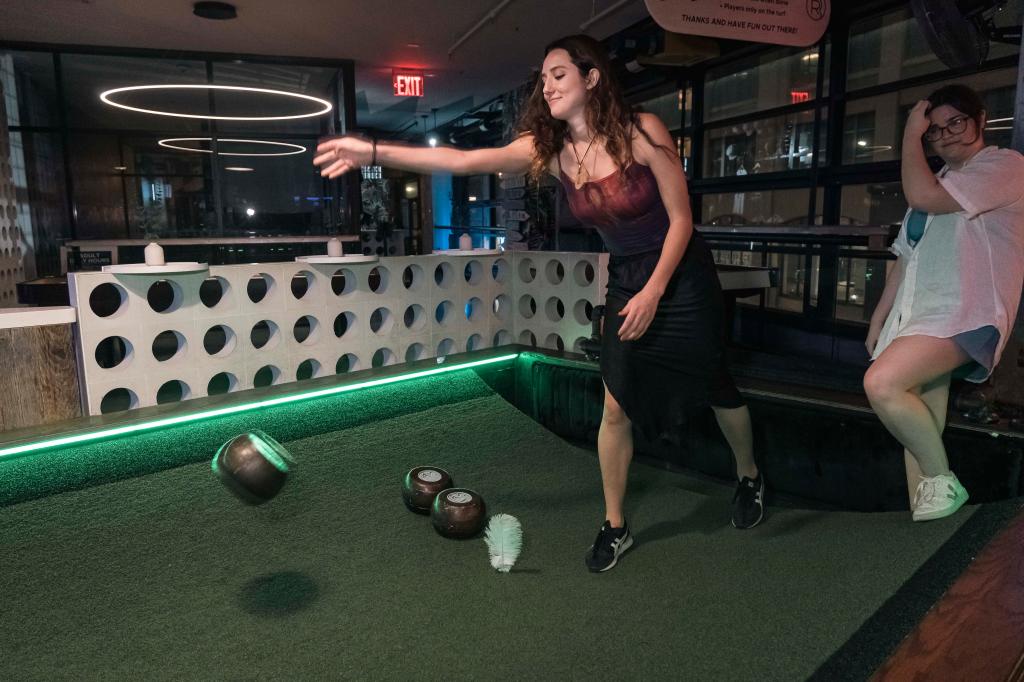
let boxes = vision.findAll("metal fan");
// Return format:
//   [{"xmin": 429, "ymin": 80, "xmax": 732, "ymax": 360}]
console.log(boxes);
[{"xmin": 911, "ymin": 0, "xmax": 1020, "ymax": 70}]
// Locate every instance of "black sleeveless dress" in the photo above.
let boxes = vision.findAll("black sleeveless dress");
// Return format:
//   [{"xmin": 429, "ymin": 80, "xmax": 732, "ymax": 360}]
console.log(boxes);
[{"xmin": 559, "ymin": 162, "xmax": 744, "ymax": 442}]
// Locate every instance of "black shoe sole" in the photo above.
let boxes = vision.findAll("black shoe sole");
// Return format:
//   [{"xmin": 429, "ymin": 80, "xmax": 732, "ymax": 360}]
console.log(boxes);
[
  {"xmin": 731, "ymin": 507, "xmax": 765, "ymax": 529},
  {"xmin": 732, "ymin": 478, "xmax": 766, "ymax": 529},
  {"xmin": 586, "ymin": 535, "xmax": 634, "ymax": 573}
]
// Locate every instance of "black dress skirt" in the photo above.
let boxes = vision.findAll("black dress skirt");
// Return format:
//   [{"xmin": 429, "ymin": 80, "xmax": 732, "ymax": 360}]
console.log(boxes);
[{"xmin": 600, "ymin": 233, "xmax": 744, "ymax": 443}]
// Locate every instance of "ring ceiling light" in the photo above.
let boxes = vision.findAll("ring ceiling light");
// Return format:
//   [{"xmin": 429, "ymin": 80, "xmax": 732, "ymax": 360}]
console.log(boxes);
[
  {"xmin": 99, "ymin": 84, "xmax": 332, "ymax": 121},
  {"xmin": 158, "ymin": 138, "xmax": 306, "ymax": 156}
]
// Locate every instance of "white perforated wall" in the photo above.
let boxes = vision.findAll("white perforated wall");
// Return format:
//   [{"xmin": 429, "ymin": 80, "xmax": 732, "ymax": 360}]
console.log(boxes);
[
  {"xmin": 69, "ymin": 251, "xmax": 608, "ymax": 416},
  {"xmin": 0, "ymin": 76, "xmax": 27, "ymax": 306}
]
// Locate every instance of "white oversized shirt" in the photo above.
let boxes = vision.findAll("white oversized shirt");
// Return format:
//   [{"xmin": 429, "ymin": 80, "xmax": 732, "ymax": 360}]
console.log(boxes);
[{"xmin": 872, "ymin": 146, "xmax": 1024, "ymax": 381}]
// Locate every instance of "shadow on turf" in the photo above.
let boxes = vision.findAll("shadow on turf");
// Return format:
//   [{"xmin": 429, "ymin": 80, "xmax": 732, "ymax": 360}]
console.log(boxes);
[{"xmin": 239, "ymin": 571, "xmax": 319, "ymax": 616}]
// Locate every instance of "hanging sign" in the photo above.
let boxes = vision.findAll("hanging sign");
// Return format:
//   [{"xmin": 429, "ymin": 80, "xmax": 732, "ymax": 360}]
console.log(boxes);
[
  {"xmin": 392, "ymin": 69, "xmax": 424, "ymax": 97},
  {"xmin": 644, "ymin": 0, "xmax": 830, "ymax": 47}
]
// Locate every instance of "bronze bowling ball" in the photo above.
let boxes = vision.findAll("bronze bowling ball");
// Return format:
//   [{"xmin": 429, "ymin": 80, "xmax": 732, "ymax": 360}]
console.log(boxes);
[
  {"xmin": 212, "ymin": 431, "xmax": 294, "ymax": 505},
  {"xmin": 430, "ymin": 488, "xmax": 487, "ymax": 539},
  {"xmin": 402, "ymin": 466, "xmax": 454, "ymax": 514}
]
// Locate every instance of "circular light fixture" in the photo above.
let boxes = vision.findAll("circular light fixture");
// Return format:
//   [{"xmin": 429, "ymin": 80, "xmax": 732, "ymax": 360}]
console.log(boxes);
[
  {"xmin": 158, "ymin": 138, "xmax": 306, "ymax": 156},
  {"xmin": 99, "ymin": 84, "xmax": 332, "ymax": 121},
  {"xmin": 224, "ymin": 166, "xmax": 254, "ymax": 171}
]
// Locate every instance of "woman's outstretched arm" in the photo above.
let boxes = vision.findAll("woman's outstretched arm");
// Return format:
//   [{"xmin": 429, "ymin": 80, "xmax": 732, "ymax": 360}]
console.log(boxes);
[{"xmin": 314, "ymin": 134, "xmax": 536, "ymax": 178}]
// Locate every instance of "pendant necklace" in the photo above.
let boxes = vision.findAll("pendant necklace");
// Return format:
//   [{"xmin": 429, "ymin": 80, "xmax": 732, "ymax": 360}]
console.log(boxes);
[{"xmin": 570, "ymin": 135, "xmax": 596, "ymax": 190}]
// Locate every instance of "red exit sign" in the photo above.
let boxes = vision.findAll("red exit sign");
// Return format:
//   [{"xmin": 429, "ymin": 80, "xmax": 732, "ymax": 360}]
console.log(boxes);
[
  {"xmin": 790, "ymin": 90, "xmax": 810, "ymax": 103},
  {"xmin": 393, "ymin": 69, "xmax": 424, "ymax": 97}
]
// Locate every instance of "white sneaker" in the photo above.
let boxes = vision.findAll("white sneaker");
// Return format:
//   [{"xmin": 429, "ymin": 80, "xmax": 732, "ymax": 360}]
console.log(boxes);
[{"xmin": 912, "ymin": 473, "xmax": 969, "ymax": 522}]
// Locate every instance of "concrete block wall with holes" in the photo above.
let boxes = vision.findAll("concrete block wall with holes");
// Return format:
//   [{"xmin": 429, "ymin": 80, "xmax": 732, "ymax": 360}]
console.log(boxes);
[{"xmin": 68, "ymin": 251, "xmax": 609, "ymax": 416}]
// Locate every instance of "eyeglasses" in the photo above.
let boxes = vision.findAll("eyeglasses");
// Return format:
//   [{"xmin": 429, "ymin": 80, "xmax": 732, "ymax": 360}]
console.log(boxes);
[{"xmin": 923, "ymin": 115, "xmax": 970, "ymax": 142}]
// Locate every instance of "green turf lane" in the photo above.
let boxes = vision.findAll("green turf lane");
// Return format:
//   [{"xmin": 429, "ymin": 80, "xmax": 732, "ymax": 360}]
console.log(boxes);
[{"xmin": 0, "ymin": 376, "xmax": 978, "ymax": 680}]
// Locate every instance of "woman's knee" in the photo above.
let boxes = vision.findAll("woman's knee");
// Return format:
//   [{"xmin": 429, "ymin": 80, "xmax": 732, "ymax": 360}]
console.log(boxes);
[
  {"xmin": 602, "ymin": 397, "xmax": 630, "ymax": 427},
  {"xmin": 864, "ymin": 365, "xmax": 901, "ymax": 403}
]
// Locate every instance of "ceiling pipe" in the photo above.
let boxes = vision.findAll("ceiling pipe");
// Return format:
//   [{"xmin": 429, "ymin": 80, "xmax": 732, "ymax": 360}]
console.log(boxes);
[
  {"xmin": 580, "ymin": 0, "xmax": 636, "ymax": 32},
  {"xmin": 448, "ymin": 0, "xmax": 516, "ymax": 58}
]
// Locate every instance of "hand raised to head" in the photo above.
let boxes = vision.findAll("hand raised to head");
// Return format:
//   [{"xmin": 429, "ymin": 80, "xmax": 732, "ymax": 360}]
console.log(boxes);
[{"xmin": 904, "ymin": 100, "xmax": 931, "ymax": 140}]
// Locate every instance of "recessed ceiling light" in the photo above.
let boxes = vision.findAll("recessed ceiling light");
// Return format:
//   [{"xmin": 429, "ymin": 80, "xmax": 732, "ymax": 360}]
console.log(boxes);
[
  {"xmin": 194, "ymin": 2, "xmax": 237, "ymax": 20},
  {"xmin": 224, "ymin": 166, "xmax": 254, "ymax": 171},
  {"xmin": 406, "ymin": 43, "xmax": 421, "ymax": 48}
]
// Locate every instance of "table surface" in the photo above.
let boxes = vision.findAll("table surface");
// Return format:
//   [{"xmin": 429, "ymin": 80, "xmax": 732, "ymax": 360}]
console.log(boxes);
[{"xmin": 0, "ymin": 361, "xmax": 987, "ymax": 680}]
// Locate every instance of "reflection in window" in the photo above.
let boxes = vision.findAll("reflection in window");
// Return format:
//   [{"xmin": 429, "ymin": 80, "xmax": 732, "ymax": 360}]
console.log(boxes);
[
  {"xmin": 710, "ymin": 247, "xmax": 807, "ymax": 315},
  {"xmin": 211, "ymin": 62, "xmax": 340, "ymax": 135},
  {"xmin": 637, "ymin": 88, "xmax": 687, "ymax": 130},
  {"xmin": 842, "ymin": 67, "xmax": 1018, "ymax": 164},
  {"xmin": 705, "ymin": 46, "xmax": 820, "ymax": 122},
  {"xmin": 1, "ymin": 51, "xmax": 57, "ymax": 128},
  {"xmin": 701, "ymin": 188, "xmax": 811, "ymax": 226},
  {"xmin": 6, "ymin": 49, "xmax": 349, "ymax": 241},
  {"xmin": 840, "ymin": 183, "xmax": 907, "ymax": 226},
  {"xmin": 837, "ymin": 255, "xmax": 892, "ymax": 323},
  {"xmin": 847, "ymin": 2, "xmax": 1021, "ymax": 92},
  {"xmin": 60, "ymin": 54, "xmax": 210, "ymax": 132},
  {"xmin": 704, "ymin": 109, "xmax": 823, "ymax": 178}
]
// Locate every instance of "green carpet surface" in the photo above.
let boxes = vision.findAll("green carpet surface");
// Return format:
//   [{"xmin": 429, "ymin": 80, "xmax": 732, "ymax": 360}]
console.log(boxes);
[{"xmin": 0, "ymin": 377, "xmax": 980, "ymax": 680}]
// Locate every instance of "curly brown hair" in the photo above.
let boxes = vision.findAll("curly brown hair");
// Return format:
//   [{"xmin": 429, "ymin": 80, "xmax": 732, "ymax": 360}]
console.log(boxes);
[{"xmin": 515, "ymin": 34, "xmax": 664, "ymax": 181}]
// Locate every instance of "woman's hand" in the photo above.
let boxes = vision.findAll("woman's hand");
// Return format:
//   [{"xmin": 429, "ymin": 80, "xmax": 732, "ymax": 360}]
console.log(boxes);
[
  {"xmin": 617, "ymin": 287, "xmax": 661, "ymax": 341},
  {"xmin": 865, "ymin": 321, "xmax": 881, "ymax": 356},
  {"xmin": 313, "ymin": 136, "xmax": 374, "ymax": 178},
  {"xmin": 904, "ymin": 100, "xmax": 931, "ymax": 141}
]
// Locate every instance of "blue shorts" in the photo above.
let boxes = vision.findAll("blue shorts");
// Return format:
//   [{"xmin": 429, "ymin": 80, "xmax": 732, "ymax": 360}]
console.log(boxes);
[{"xmin": 952, "ymin": 325, "xmax": 999, "ymax": 382}]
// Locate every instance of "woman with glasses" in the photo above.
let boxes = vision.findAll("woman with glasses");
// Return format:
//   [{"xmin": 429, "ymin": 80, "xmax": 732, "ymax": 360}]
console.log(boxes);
[{"xmin": 864, "ymin": 84, "xmax": 1024, "ymax": 521}]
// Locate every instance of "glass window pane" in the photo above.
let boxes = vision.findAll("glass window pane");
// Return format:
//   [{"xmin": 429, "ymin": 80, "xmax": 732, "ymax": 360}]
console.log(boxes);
[
  {"xmin": 701, "ymin": 188, "xmax": 811, "ymax": 226},
  {"xmin": 1, "ymin": 51, "xmax": 57, "ymax": 128},
  {"xmin": 705, "ymin": 46, "xmax": 820, "ymax": 122},
  {"xmin": 679, "ymin": 135, "xmax": 691, "ymax": 176},
  {"xmin": 847, "ymin": 2, "xmax": 1021, "ymax": 91},
  {"xmin": 60, "ymin": 54, "xmax": 209, "ymax": 132},
  {"xmin": 127, "ymin": 173, "xmax": 214, "ymax": 238},
  {"xmin": 837, "ymin": 255, "xmax": 892, "ymax": 323},
  {"xmin": 220, "ymin": 140, "xmax": 331, "ymax": 235},
  {"xmin": 840, "ymin": 182, "xmax": 907, "ymax": 226},
  {"xmin": 69, "ymin": 134, "xmax": 128, "ymax": 238},
  {"xmin": 8, "ymin": 131, "xmax": 67, "ymax": 275},
  {"xmin": 637, "ymin": 88, "xmax": 685, "ymax": 130},
  {"xmin": 703, "ymin": 109, "xmax": 821, "ymax": 177},
  {"xmin": 842, "ymin": 67, "xmax": 1018, "ymax": 164},
  {"xmin": 210, "ymin": 62, "xmax": 340, "ymax": 136},
  {"xmin": 121, "ymin": 137, "xmax": 212, "ymax": 238}
]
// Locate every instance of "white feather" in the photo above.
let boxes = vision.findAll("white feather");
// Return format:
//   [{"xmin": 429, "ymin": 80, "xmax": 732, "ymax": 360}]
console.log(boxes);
[{"xmin": 484, "ymin": 513, "xmax": 523, "ymax": 573}]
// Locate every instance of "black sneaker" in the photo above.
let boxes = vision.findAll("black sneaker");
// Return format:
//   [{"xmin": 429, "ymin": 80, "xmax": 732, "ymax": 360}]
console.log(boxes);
[
  {"xmin": 585, "ymin": 521, "xmax": 633, "ymax": 572},
  {"xmin": 732, "ymin": 474, "xmax": 766, "ymax": 529}
]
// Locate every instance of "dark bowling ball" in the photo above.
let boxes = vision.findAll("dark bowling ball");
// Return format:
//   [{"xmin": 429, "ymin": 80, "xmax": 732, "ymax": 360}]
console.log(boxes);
[
  {"xmin": 212, "ymin": 431, "xmax": 294, "ymax": 505},
  {"xmin": 430, "ymin": 488, "xmax": 487, "ymax": 539},
  {"xmin": 402, "ymin": 466, "xmax": 454, "ymax": 514}
]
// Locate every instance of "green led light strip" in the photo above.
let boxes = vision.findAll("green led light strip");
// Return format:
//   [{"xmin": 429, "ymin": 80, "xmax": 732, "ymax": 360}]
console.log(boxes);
[{"xmin": 0, "ymin": 354, "xmax": 519, "ymax": 459}]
